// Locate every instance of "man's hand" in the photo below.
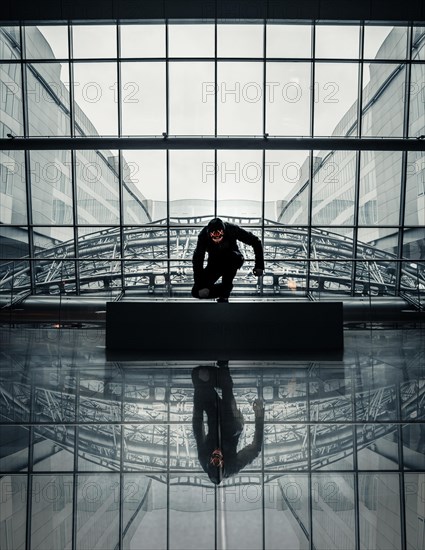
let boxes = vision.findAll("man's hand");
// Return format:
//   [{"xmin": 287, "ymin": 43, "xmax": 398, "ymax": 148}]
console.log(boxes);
[
  {"xmin": 253, "ymin": 268, "xmax": 264, "ymax": 277},
  {"xmin": 253, "ymin": 398, "xmax": 265, "ymax": 419}
]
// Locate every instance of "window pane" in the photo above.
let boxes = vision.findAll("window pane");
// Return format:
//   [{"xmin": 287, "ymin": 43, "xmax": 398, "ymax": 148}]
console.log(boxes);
[
  {"xmin": 364, "ymin": 26, "xmax": 407, "ymax": 60},
  {"xmin": 315, "ymin": 25, "xmax": 359, "ymax": 58},
  {"xmin": 0, "ymin": 63, "xmax": 24, "ymax": 136},
  {"xmin": 313, "ymin": 63, "xmax": 358, "ymax": 137},
  {"xmin": 311, "ymin": 424, "xmax": 354, "ymax": 470},
  {"xmin": 76, "ymin": 474, "xmax": 119, "ymax": 550},
  {"xmin": 311, "ymin": 150, "xmax": 356, "ymax": 225},
  {"xmin": 168, "ymin": 24, "xmax": 214, "ymax": 57},
  {"xmin": 218, "ymin": 62, "xmax": 263, "ymax": 135},
  {"xmin": 358, "ymin": 474, "xmax": 402, "ymax": 550},
  {"xmin": 217, "ymin": 150, "xmax": 263, "ymax": 219},
  {"xmin": 0, "ymin": 150, "xmax": 26, "ymax": 225},
  {"xmin": 169, "ymin": 476, "xmax": 215, "ymax": 549},
  {"xmin": 0, "ymin": 425, "xmax": 29, "ymax": 471},
  {"xmin": 169, "ymin": 62, "xmax": 214, "ymax": 135},
  {"xmin": 266, "ymin": 62, "xmax": 311, "ymax": 136},
  {"xmin": 121, "ymin": 62, "xmax": 165, "ymax": 135},
  {"xmin": 0, "ymin": 226, "xmax": 28, "ymax": 259},
  {"xmin": 25, "ymin": 25, "xmax": 68, "ymax": 59},
  {"xmin": 72, "ymin": 25, "xmax": 117, "ymax": 58},
  {"xmin": 73, "ymin": 63, "xmax": 118, "ymax": 136},
  {"xmin": 359, "ymin": 151, "xmax": 402, "ymax": 226},
  {"xmin": 26, "ymin": 63, "xmax": 70, "ymax": 136},
  {"xmin": 0, "ymin": 26, "xmax": 21, "ymax": 60},
  {"xmin": 409, "ymin": 63, "xmax": 425, "ymax": 138},
  {"xmin": 123, "ymin": 476, "xmax": 167, "ymax": 550},
  {"xmin": 412, "ymin": 26, "xmax": 425, "ymax": 60},
  {"xmin": 405, "ymin": 474, "xmax": 425, "ymax": 550},
  {"xmin": 265, "ymin": 475, "xmax": 310, "ymax": 550},
  {"xmin": 266, "ymin": 24, "xmax": 311, "ymax": 58},
  {"xmin": 31, "ymin": 475, "xmax": 73, "ymax": 550},
  {"xmin": 169, "ymin": 150, "xmax": 215, "ymax": 220},
  {"xmin": 122, "ymin": 150, "xmax": 166, "ymax": 224},
  {"xmin": 120, "ymin": 23, "xmax": 165, "ymax": 58},
  {"xmin": 265, "ymin": 150, "xmax": 310, "ymax": 224},
  {"xmin": 30, "ymin": 150, "xmax": 72, "ymax": 225},
  {"xmin": 357, "ymin": 426, "xmax": 399, "ymax": 469},
  {"xmin": 76, "ymin": 150, "xmax": 119, "ymax": 224},
  {"xmin": 218, "ymin": 24, "xmax": 263, "ymax": 58},
  {"xmin": 405, "ymin": 151, "xmax": 425, "ymax": 225},
  {"xmin": 0, "ymin": 475, "xmax": 27, "ymax": 549},
  {"xmin": 312, "ymin": 474, "xmax": 355, "ymax": 550},
  {"xmin": 362, "ymin": 63, "xmax": 405, "ymax": 137}
]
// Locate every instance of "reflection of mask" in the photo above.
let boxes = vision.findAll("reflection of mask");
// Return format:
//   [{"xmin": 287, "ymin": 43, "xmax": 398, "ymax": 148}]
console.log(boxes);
[
  {"xmin": 210, "ymin": 448, "xmax": 224, "ymax": 467},
  {"xmin": 210, "ymin": 229, "xmax": 224, "ymax": 244}
]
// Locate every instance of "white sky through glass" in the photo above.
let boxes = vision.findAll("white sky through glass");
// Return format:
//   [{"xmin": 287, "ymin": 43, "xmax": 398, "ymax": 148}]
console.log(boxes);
[{"xmin": 23, "ymin": 23, "xmax": 401, "ymax": 202}]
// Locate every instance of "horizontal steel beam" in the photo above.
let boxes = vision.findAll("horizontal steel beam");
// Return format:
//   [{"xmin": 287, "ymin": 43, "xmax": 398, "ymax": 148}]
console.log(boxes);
[
  {"xmin": 1, "ymin": 137, "xmax": 425, "ymax": 151},
  {"xmin": 2, "ymin": 0, "xmax": 425, "ymax": 23}
]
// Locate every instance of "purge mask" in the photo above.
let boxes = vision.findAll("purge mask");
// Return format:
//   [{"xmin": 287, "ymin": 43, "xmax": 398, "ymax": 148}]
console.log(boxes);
[
  {"xmin": 210, "ymin": 229, "xmax": 224, "ymax": 244},
  {"xmin": 210, "ymin": 448, "xmax": 224, "ymax": 467}
]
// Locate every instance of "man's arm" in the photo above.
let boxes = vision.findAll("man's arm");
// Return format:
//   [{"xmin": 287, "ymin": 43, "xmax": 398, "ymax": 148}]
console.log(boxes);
[
  {"xmin": 233, "ymin": 399, "xmax": 265, "ymax": 472},
  {"xmin": 234, "ymin": 226, "xmax": 265, "ymax": 272},
  {"xmin": 192, "ymin": 230, "xmax": 207, "ymax": 282}
]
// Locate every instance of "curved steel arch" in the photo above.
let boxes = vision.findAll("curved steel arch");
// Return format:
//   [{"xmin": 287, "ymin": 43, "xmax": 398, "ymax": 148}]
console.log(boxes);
[{"xmin": 1, "ymin": 217, "xmax": 423, "ymax": 298}]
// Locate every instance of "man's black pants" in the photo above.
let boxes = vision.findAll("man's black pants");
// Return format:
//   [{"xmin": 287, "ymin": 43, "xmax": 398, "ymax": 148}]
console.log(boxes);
[{"xmin": 192, "ymin": 251, "xmax": 244, "ymax": 299}]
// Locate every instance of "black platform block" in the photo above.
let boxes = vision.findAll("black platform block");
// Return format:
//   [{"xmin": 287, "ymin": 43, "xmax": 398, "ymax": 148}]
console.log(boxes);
[{"xmin": 106, "ymin": 301, "xmax": 343, "ymax": 360}]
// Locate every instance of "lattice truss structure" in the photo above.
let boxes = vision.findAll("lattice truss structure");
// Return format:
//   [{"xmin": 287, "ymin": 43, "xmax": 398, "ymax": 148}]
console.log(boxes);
[
  {"xmin": 0, "ymin": 217, "xmax": 423, "ymax": 297},
  {"xmin": 1, "ymin": 366, "xmax": 424, "ymax": 483}
]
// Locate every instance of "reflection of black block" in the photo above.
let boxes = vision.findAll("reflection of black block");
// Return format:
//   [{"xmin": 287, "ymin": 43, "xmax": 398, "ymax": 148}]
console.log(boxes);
[{"xmin": 106, "ymin": 301, "xmax": 343, "ymax": 360}]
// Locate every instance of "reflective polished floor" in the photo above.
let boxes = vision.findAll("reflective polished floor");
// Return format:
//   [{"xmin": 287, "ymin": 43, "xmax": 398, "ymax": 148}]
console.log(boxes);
[{"xmin": 0, "ymin": 326, "xmax": 424, "ymax": 550}]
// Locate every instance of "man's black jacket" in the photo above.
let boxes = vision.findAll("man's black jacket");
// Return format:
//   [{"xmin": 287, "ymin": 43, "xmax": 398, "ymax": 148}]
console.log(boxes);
[{"xmin": 192, "ymin": 222, "xmax": 264, "ymax": 283}]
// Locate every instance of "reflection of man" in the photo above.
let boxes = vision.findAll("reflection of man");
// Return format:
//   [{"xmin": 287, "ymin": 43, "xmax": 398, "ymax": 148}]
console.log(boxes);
[
  {"xmin": 192, "ymin": 362, "xmax": 264, "ymax": 485},
  {"xmin": 192, "ymin": 218, "xmax": 264, "ymax": 302}
]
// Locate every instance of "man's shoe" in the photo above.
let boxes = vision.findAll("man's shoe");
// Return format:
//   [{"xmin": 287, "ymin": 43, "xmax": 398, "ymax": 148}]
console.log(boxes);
[
  {"xmin": 199, "ymin": 288, "xmax": 210, "ymax": 298},
  {"xmin": 216, "ymin": 297, "xmax": 228, "ymax": 303}
]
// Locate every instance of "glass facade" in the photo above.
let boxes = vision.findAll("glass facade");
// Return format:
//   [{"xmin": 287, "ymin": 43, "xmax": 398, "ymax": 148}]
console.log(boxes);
[{"xmin": 0, "ymin": 22, "xmax": 424, "ymax": 304}]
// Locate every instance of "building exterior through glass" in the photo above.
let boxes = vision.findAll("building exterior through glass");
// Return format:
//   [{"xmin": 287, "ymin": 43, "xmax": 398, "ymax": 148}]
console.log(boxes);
[
  {"xmin": 0, "ymin": 22, "xmax": 424, "ymax": 302},
  {"xmin": 0, "ymin": 20, "xmax": 425, "ymax": 550}
]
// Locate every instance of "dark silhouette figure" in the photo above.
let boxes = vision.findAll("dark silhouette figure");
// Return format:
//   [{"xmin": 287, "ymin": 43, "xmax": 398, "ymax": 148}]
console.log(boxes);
[
  {"xmin": 192, "ymin": 218, "xmax": 264, "ymax": 301},
  {"xmin": 191, "ymin": 362, "xmax": 264, "ymax": 484}
]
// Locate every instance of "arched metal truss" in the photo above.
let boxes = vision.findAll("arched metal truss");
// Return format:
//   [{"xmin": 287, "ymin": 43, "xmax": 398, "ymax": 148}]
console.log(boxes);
[{"xmin": 1, "ymin": 217, "xmax": 423, "ymax": 300}]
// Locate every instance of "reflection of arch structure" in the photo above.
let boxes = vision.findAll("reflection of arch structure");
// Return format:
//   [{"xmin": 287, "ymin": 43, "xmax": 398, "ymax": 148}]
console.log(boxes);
[
  {"xmin": 1, "ymin": 369, "xmax": 424, "ymax": 482},
  {"xmin": 1, "ymin": 217, "xmax": 424, "ymax": 298}
]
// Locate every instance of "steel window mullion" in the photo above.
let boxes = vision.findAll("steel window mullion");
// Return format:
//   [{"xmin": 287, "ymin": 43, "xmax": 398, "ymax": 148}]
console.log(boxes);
[
  {"xmin": 25, "ymin": 376, "xmax": 35, "ymax": 550},
  {"xmin": 68, "ymin": 24, "xmax": 80, "ymax": 295},
  {"xmin": 214, "ymin": 19, "xmax": 218, "ymax": 217},
  {"xmin": 307, "ymin": 367, "xmax": 313, "ymax": 550},
  {"xmin": 20, "ymin": 26, "xmax": 35, "ymax": 295},
  {"xmin": 351, "ymin": 25, "xmax": 365, "ymax": 296},
  {"xmin": 117, "ymin": 25, "xmax": 125, "ymax": 294},
  {"xmin": 165, "ymin": 21, "xmax": 171, "ymax": 294},
  {"xmin": 306, "ymin": 23, "xmax": 316, "ymax": 296},
  {"xmin": 396, "ymin": 24, "xmax": 414, "ymax": 296},
  {"xmin": 352, "ymin": 362, "xmax": 360, "ymax": 550}
]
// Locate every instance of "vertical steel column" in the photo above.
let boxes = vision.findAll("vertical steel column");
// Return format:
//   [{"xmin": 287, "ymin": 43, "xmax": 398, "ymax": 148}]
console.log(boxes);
[
  {"xmin": 214, "ymin": 19, "xmax": 218, "ymax": 218},
  {"xmin": 118, "ymin": 369, "xmax": 125, "ymax": 550},
  {"xmin": 165, "ymin": 20, "xmax": 171, "ymax": 296},
  {"xmin": 72, "ymin": 370, "xmax": 81, "ymax": 550},
  {"xmin": 396, "ymin": 381, "xmax": 407, "ymax": 550},
  {"xmin": 20, "ymin": 26, "xmax": 36, "ymax": 295},
  {"xmin": 306, "ymin": 23, "xmax": 316, "ymax": 296},
  {"xmin": 351, "ymin": 24, "xmax": 365, "ymax": 297},
  {"xmin": 25, "ymin": 374, "xmax": 35, "ymax": 550},
  {"xmin": 116, "ymin": 24, "xmax": 126, "ymax": 294},
  {"xmin": 395, "ymin": 25, "xmax": 413, "ymax": 296},
  {"xmin": 260, "ymin": 20, "xmax": 267, "ymax": 297},
  {"xmin": 352, "ymin": 360, "xmax": 361, "ymax": 550},
  {"xmin": 68, "ymin": 24, "xmax": 80, "ymax": 295},
  {"xmin": 166, "ymin": 367, "xmax": 171, "ymax": 550},
  {"xmin": 306, "ymin": 365, "xmax": 313, "ymax": 550}
]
